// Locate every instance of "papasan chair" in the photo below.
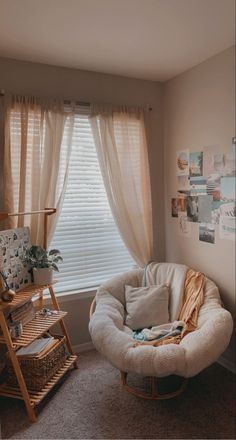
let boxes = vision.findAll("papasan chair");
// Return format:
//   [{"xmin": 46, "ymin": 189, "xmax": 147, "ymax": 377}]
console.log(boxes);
[{"xmin": 89, "ymin": 262, "xmax": 233, "ymax": 399}]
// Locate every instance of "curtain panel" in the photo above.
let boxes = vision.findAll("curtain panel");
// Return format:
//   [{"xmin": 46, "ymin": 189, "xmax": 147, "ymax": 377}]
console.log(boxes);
[
  {"xmin": 1, "ymin": 94, "xmax": 74, "ymax": 246},
  {"xmin": 90, "ymin": 105, "xmax": 153, "ymax": 268}
]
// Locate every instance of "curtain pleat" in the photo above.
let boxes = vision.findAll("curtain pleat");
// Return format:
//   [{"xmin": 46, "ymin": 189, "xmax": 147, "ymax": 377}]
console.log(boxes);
[
  {"xmin": 89, "ymin": 105, "xmax": 153, "ymax": 268},
  {"xmin": 2, "ymin": 95, "xmax": 74, "ymax": 247}
]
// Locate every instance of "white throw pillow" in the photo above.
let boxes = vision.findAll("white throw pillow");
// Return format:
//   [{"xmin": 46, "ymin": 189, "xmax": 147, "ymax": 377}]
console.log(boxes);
[{"xmin": 125, "ymin": 284, "xmax": 169, "ymax": 330}]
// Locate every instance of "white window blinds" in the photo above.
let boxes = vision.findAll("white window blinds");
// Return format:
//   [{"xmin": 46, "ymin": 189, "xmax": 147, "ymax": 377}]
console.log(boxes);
[{"xmin": 50, "ymin": 106, "xmax": 135, "ymax": 293}]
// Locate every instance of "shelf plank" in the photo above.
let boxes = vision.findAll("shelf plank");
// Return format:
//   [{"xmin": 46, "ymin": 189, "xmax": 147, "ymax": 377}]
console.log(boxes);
[
  {"xmin": 0, "ymin": 282, "xmax": 57, "ymax": 313},
  {"xmin": 0, "ymin": 310, "xmax": 67, "ymax": 346},
  {"xmin": 0, "ymin": 355, "xmax": 77, "ymax": 405},
  {"xmin": 12, "ymin": 310, "xmax": 67, "ymax": 347}
]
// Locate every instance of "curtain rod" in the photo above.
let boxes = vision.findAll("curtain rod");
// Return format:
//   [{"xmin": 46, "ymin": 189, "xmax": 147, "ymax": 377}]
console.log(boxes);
[
  {"xmin": 0, "ymin": 89, "xmax": 152, "ymax": 110},
  {"xmin": 0, "ymin": 89, "xmax": 89, "ymax": 105}
]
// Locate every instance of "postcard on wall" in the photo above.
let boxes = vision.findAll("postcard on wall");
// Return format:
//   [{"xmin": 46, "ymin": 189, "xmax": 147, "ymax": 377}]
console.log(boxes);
[
  {"xmin": 224, "ymin": 152, "xmax": 236, "ymax": 176},
  {"xmin": 190, "ymin": 176, "xmax": 207, "ymax": 195},
  {"xmin": 213, "ymin": 153, "xmax": 225, "ymax": 176},
  {"xmin": 198, "ymin": 195, "xmax": 213, "ymax": 223},
  {"xmin": 206, "ymin": 174, "xmax": 221, "ymax": 201},
  {"xmin": 202, "ymin": 144, "xmax": 220, "ymax": 177},
  {"xmin": 189, "ymin": 152, "xmax": 203, "ymax": 177},
  {"xmin": 176, "ymin": 150, "xmax": 189, "ymax": 176},
  {"xmin": 199, "ymin": 223, "xmax": 215, "ymax": 244},
  {"xmin": 220, "ymin": 202, "xmax": 236, "ymax": 217},
  {"xmin": 177, "ymin": 176, "xmax": 190, "ymax": 192},
  {"xmin": 220, "ymin": 177, "xmax": 235, "ymax": 202},
  {"xmin": 0, "ymin": 227, "xmax": 32, "ymax": 292},
  {"xmin": 219, "ymin": 216, "xmax": 236, "ymax": 240},
  {"xmin": 232, "ymin": 137, "xmax": 236, "ymax": 154},
  {"xmin": 186, "ymin": 195, "xmax": 199, "ymax": 222},
  {"xmin": 178, "ymin": 212, "xmax": 192, "ymax": 238},
  {"xmin": 177, "ymin": 194, "xmax": 187, "ymax": 212},
  {"xmin": 211, "ymin": 201, "xmax": 222, "ymax": 225},
  {"xmin": 171, "ymin": 198, "xmax": 178, "ymax": 218}
]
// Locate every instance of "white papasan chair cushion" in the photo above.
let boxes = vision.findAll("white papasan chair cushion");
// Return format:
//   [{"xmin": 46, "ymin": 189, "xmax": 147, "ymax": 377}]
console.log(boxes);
[{"xmin": 89, "ymin": 263, "xmax": 233, "ymax": 378}]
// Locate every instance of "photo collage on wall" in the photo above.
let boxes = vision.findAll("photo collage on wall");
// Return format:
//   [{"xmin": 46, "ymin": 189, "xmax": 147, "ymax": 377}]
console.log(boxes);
[
  {"xmin": 171, "ymin": 137, "xmax": 236, "ymax": 244},
  {"xmin": 0, "ymin": 227, "xmax": 32, "ymax": 292}
]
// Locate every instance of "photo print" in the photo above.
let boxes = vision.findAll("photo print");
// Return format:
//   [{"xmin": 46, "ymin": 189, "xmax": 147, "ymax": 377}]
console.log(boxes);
[
  {"xmin": 219, "ymin": 202, "xmax": 236, "ymax": 240},
  {"xmin": 213, "ymin": 153, "xmax": 225, "ymax": 175},
  {"xmin": 202, "ymin": 144, "xmax": 220, "ymax": 177},
  {"xmin": 190, "ymin": 176, "xmax": 207, "ymax": 195},
  {"xmin": 232, "ymin": 137, "xmax": 236, "ymax": 154},
  {"xmin": 176, "ymin": 150, "xmax": 189, "ymax": 176},
  {"xmin": 177, "ymin": 195, "xmax": 187, "ymax": 212},
  {"xmin": 0, "ymin": 227, "xmax": 32, "ymax": 292},
  {"xmin": 198, "ymin": 195, "xmax": 213, "ymax": 223},
  {"xmin": 189, "ymin": 152, "xmax": 203, "ymax": 177},
  {"xmin": 224, "ymin": 152, "xmax": 236, "ymax": 176},
  {"xmin": 177, "ymin": 175, "xmax": 190, "ymax": 193},
  {"xmin": 219, "ymin": 216, "xmax": 236, "ymax": 241},
  {"xmin": 178, "ymin": 212, "xmax": 192, "ymax": 238},
  {"xmin": 199, "ymin": 223, "xmax": 215, "ymax": 244},
  {"xmin": 220, "ymin": 202, "xmax": 236, "ymax": 217},
  {"xmin": 211, "ymin": 201, "xmax": 222, "ymax": 224},
  {"xmin": 186, "ymin": 195, "xmax": 199, "ymax": 222},
  {"xmin": 171, "ymin": 198, "xmax": 178, "ymax": 218},
  {"xmin": 220, "ymin": 177, "xmax": 235, "ymax": 202},
  {"xmin": 206, "ymin": 174, "xmax": 221, "ymax": 201}
]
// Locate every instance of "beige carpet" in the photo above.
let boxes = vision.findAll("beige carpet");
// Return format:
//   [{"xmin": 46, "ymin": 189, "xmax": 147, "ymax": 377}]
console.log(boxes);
[{"xmin": 0, "ymin": 350, "xmax": 235, "ymax": 439}]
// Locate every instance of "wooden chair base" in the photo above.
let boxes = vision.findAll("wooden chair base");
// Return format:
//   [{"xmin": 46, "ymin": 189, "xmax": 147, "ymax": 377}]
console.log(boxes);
[
  {"xmin": 90, "ymin": 299, "xmax": 187, "ymax": 401},
  {"xmin": 120, "ymin": 371, "xmax": 187, "ymax": 400}
]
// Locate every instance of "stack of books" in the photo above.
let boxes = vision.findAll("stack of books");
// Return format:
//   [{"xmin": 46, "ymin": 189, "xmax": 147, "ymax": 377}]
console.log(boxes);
[
  {"xmin": 8, "ymin": 300, "xmax": 35, "ymax": 326},
  {"xmin": 16, "ymin": 337, "xmax": 56, "ymax": 358}
]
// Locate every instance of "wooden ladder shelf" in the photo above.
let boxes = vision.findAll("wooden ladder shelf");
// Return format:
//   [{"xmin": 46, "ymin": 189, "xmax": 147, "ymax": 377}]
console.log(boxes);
[
  {"xmin": 0, "ymin": 209, "xmax": 78, "ymax": 422},
  {"xmin": 0, "ymin": 284, "xmax": 78, "ymax": 422}
]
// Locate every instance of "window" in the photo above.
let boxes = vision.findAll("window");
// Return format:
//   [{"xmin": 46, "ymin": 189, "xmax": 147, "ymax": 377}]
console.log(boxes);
[
  {"xmin": 9, "ymin": 104, "xmax": 135, "ymax": 294},
  {"xmin": 50, "ymin": 106, "xmax": 135, "ymax": 293}
]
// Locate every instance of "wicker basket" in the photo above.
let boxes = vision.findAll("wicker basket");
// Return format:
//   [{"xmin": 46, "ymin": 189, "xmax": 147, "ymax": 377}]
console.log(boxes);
[{"xmin": 6, "ymin": 335, "xmax": 66, "ymax": 391}]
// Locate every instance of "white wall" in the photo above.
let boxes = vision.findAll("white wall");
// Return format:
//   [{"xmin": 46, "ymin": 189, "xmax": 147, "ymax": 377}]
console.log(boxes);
[{"xmin": 164, "ymin": 46, "xmax": 235, "ymax": 371}]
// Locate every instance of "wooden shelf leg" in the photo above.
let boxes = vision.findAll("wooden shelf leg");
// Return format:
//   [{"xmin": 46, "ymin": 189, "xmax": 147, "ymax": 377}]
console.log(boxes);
[
  {"xmin": 151, "ymin": 376, "xmax": 157, "ymax": 398},
  {"xmin": 120, "ymin": 371, "xmax": 127, "ymax": 385},
  {"xmin": 48, "ymin": 286, "xmax": 78, "ymax": 369},
  {"xmin": 0, "ymin": 312, "xmax": 37, "ymax": 422}
]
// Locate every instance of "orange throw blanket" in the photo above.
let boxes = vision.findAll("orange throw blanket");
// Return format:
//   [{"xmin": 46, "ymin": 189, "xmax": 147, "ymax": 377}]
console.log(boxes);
[{"xmin": 134, "ymin": 269, "xmax": 206, "ymax": 347}]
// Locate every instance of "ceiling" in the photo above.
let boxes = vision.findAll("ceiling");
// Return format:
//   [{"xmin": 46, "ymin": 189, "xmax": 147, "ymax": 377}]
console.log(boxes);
[{"xmin": 0, "ymin": 0, "xmax": 235, "ymax": 82}]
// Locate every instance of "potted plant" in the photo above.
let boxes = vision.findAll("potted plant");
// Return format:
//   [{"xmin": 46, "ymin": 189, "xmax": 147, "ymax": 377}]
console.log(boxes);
[{"xmin": 23, "ymin": 246, "xmax": 63, "ymax": 285}]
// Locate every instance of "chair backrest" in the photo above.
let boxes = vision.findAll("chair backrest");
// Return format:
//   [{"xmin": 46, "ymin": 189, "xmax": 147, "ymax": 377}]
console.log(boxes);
[{"xmin": 143, "ymin": 262, "xmax": 189, "ymax": 321}]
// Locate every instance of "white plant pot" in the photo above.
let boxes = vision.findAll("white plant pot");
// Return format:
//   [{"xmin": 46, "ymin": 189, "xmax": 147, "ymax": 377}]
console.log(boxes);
[{"xmin": 33, "ymin": 268, "xmax": 53, "ymax": 285}]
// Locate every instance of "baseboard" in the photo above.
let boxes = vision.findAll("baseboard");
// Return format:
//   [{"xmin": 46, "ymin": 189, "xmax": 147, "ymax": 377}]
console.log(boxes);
[
  {"xmin": 72, "ymin": 341, "xmax": 94, "ymax": 354},
  {"xmin": 217, "ymin": 356, "xmax": 236, "ymax": 374}
]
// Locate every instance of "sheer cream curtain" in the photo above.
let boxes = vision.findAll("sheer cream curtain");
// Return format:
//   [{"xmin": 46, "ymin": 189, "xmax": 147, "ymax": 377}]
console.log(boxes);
[
  {"xmin": 90, "ymin": 105, "xmax": 153, "ymax": 267},
  {"xmin": 2, "ymin": 95, "xmax": 74, "ymax": 246}
]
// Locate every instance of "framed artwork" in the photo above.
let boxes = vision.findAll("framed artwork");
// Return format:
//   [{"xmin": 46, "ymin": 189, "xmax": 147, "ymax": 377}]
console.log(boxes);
[{"xmin": 0, "ymin": 227, "xmax": 32, "ymax": 292}]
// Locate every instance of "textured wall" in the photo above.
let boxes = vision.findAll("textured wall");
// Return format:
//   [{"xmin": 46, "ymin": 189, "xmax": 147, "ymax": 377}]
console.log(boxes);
[{"xmin": 164, "ymin": 46, "xmax": 235, "ymax": 371}]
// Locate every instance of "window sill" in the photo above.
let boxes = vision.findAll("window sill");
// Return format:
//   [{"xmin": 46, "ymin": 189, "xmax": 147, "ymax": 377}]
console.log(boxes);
[{"xmin": 43, "ymin": 286, "xmax": 97, "ymax": 304}]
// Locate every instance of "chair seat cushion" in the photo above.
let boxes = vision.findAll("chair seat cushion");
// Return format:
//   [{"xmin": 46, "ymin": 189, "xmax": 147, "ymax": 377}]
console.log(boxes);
[{"xmin": 125, "ymin": 284, "xmax": 169, "ymax": 330}]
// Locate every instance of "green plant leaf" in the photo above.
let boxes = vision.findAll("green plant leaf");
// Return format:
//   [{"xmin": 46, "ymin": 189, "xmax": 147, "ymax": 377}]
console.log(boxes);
[
  {"xmin": 22, "ymin": 245, "xmax": 63, "ymax": 270},
  {"xmin": 49, "ymin": 249, "xmax": 61, "ymax": 256},
  {"xmin": 51, "ymin": 263, "xmax": 59, "ymax": 272}
]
